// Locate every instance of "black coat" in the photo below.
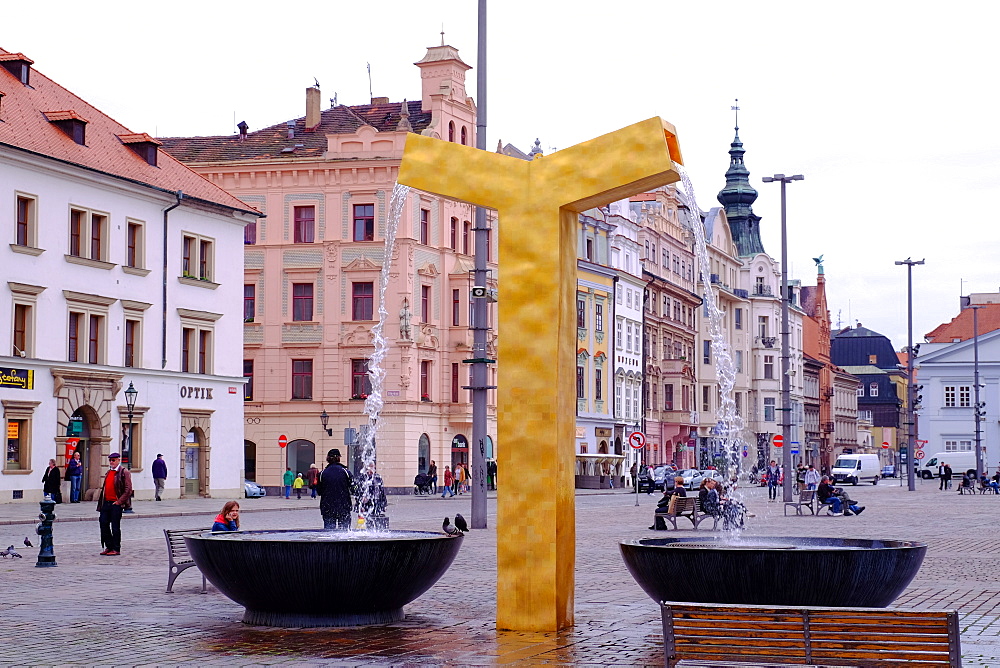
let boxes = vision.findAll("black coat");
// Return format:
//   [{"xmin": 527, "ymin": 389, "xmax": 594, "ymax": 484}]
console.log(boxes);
[
  {"xmin": 42, "ymin": 466, "xmax": 61, "ymax": 494},
  {"xmin": 318, "ymin": 463, "xmax": 353, "ymax": 519}
]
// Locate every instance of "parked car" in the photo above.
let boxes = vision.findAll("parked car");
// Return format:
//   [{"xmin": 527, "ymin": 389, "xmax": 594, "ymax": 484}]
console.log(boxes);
[
  {"xmin": 636, "ymin": 467, "xmax": 655, "ymax": 493},
  {"xmin": 674, "ymin": 468, "xmax": 700, "ymax": 490},
  {"xmin": 881, "ymin": 465, "xmax": 896, "ymax": 478},
  {"xmin": 652, "ymin": 466, "xmax": 672, "ymax": 491},
  {"xmin": 690, "ymin": 469, "xmax": 726, "ymax": 490},
  {"xmin": 244, "ymin": 480, "xmax": 266, "ymax": 498}
]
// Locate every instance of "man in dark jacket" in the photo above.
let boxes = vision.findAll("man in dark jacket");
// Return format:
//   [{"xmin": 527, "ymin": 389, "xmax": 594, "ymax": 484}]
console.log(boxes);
[
  {"xmin": 318, "ymin": 449, "xmax": 353, "ymax": 530},
  {"xmin": 97, "ymin": 452, "xmax": 133, "ymax": 555},
  {"xmin": 151, "ymin": 454, "xmax": 167, "ymax": 501}
]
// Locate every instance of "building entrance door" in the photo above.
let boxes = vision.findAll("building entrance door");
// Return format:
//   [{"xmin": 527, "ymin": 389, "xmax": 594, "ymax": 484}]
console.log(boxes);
[{"xmin": 185, "ymin": 430, "xmax": 201, "ymax": 496}]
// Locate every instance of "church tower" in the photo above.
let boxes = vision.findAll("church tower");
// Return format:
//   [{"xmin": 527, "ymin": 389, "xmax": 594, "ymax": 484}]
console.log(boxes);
[{"xmin": 717, "ymin": 106, "xmax": 765, "ymax": 256}]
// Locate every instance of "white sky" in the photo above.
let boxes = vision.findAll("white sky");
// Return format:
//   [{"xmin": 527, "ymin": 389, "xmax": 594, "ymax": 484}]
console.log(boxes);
[{"xmin": 6, "ymin": 1, "xmax": 998, "ymax": 349}]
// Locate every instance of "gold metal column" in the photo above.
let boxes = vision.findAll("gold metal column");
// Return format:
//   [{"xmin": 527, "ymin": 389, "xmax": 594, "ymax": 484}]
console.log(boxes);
[{"xmin": 398, "ymin": 117, "xmax": 683, "ymax": 631}]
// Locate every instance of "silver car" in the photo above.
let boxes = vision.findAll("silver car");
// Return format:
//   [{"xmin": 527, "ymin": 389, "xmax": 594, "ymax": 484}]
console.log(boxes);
[
  {"xmin": 689, "ymin": 469, "xmax": 725, "ymax": 490},
  {"xmin": 244, "ymin": 480, "xmax": 266, "ymax": 498}
]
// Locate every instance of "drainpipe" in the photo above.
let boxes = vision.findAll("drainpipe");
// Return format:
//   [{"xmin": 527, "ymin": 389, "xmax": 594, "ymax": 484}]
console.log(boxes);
[{"xmin": 162, "ymin": 191, "xmax": 183, "ymax": 369}]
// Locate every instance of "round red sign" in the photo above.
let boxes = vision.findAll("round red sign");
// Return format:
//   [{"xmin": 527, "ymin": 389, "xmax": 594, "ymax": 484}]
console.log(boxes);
[
  {"xmin": 772, "ymin": 434, "xmax": 784, "ymax": 447},
  {"xmin": 278, "ymin": 434, "xmax": 288, "ymax": 448},
  {"xmin": 881, "ymin": 441, "xmax": 890, "ymax": 449}
]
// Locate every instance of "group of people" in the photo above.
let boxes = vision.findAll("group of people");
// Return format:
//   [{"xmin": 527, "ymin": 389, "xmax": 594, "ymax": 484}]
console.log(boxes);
[
  {"xmin": 282, "ymin": 464, "xmax": 324, "ymax": 500},
  {"xmin": 440, "ymin": 462, "xmax": 471, "ymax": 498},
  {"xmin": 649, "ymin": 475, "xmax": 749, "ymax": 530}
]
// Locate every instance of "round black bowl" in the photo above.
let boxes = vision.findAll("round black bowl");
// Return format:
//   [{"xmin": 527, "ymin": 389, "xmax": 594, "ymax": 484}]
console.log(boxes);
[
  {"xmin": 185, "ymin": 529, "xmax": 463, "ymax": 627},
  {"xmin": 620, "ymin": 536, "xmax": 926, "ymax": 608}
]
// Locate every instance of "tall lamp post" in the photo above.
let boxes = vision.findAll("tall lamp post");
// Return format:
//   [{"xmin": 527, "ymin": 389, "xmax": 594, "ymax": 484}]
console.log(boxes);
[
  {"xmin": 124, "ymin": 382, "xmax": 137, "ymax": 465},
  {"xmin": 972, "ymin": 305, "xmax": 984, "ymax": 479},
  {"xmin": 762, "ymin": 173, "xmax": 803, "ymax": 503},
  {"xmin": 895, "ymin": 257, "xmax": 924, "ymax": 491}
]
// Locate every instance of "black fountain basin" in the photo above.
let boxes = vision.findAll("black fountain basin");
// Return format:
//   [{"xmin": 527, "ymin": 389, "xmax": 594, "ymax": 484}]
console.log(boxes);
[
  {"xmin": 620, "ymin": 536, "xmax": 926, "ymax": 608},
  {"xmin": 185, "ymin": 529, "xmax": 463, "ymax": 627}
]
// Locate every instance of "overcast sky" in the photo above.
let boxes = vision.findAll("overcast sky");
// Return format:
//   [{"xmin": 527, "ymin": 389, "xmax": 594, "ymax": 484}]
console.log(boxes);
[{"xmin": 6, "ymin": 1, "xmax": 997, "ymax": 350}]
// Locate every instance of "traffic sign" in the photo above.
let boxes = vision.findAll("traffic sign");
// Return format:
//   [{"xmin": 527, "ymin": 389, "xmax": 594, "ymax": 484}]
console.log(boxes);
[
  {"xmin": 278, "ymin": 434, "xmax": 288, "ymax": 449},
  {"xmin": 772, "ymin": 434, "xmax": 784, "ymax": 448},
  {"xmin": 628, "ymin": 431, "xmax": 646, "ymax": 450},
  {"xmin": 915, "ymin": 449, "xmax": 925, "ymax": 460},
  {"xmin": 881, "ymin": 441, "xmax": 890, "ymax": 449}
]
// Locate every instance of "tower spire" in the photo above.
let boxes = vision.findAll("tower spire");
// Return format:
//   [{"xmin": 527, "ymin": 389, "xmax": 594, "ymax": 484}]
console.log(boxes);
[{"xmin": 717, "ymin": 100, "xmax": 765, "ymax": 256}]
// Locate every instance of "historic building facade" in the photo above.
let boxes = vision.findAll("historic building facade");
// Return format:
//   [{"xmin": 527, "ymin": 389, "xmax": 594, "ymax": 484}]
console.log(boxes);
[{"xmin": 1, "ymin": 48, "xmax": 258, "ymax": 503}]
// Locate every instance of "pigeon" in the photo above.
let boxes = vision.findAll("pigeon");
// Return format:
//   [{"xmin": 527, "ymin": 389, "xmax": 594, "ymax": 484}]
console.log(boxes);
[
  {"xmin": 442, "ymin": 517, "xmax": 462, "ymax": 537},
  {"xmin": 454, "ymin": 513, "xmax": 469, "ymax": 533},
  {"xmin": 23, "ymin": 537, "xmax": 32, "ymax": 548},
  {"xmin": 3, "ymin": 545, "xmax": 22, "ymax": 559}
]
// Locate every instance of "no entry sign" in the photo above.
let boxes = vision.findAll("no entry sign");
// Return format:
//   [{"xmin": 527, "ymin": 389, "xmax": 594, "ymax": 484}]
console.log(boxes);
[
  {"xmin": 278, "ymin": 434, "xmax": 288, "ymax": 448},
  {"xmin": 772, "ymin": 434, "xmax": 784, "ymax": 448}
]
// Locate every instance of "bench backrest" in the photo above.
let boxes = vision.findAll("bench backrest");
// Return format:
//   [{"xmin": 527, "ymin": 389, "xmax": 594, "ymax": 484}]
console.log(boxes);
[
  {"xmin": 798, "ymin": 489, "xmax": 815, "ymax": 502},
  {"xmin": 164, "ymin": 529, "xmax": 205, "ymax": 563},
  {"xmin": 673, "ymin": 496, "xmax": 696, "ymax": 514},
  {"xmin": 662, "ymin": 602, "xmax": 960, "ymax": 667}
]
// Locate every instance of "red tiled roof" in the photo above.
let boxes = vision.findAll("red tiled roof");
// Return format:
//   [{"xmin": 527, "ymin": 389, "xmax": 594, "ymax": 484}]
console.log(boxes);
[
  {"xmin": 0, "ymin": 47, "xmax": 256, "ymax": 215},
  {"xmin": 159, "ymin": 100, "xmax": 431, "ymax": 164},
  {"xmin": 118, "ymin": 132, "xmax": 161, "ymax": 146},
  {"xmin": 0, "ymin": 53, "xmax": 32, "ymax": 63},
  {"xmin": 924, "ymin": 303, "xmax": 1000, "ymax": 343}
]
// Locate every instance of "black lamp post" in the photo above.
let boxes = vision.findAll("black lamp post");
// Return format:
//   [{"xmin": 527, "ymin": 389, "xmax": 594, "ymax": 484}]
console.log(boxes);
[
  {"xmin": 895, "ymin": 257, "xmax": 923, "ymax": 492},
  {"xmin": 319, "ymin": 410, "xmax": 332, "ymax": 437},
  {"xmin": 124, "ymin": 382, "xmax": 138, "ymax": 464}
]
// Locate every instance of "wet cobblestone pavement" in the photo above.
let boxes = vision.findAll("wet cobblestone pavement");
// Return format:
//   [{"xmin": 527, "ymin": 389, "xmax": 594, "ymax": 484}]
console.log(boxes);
[{"xmin": 0, "ymin": 479, "xmax": 997, "ymax": 666}]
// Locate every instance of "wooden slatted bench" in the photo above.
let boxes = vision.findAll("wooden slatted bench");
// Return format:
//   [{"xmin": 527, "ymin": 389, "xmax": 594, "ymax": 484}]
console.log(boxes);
[
  {"xmin": 654, "ymin": 496, "xmax": 700, "ymax": 530},
  {"xmin": 661, "ymin": 601, "xmax": 961, "ymax": 667},
  {"xmin": 164, "ymin": 529, "xmax": 207, "ymax": 594}
]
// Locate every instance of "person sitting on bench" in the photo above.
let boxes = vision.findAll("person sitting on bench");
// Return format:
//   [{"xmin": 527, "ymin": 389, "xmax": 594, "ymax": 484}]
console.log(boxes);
[
  {"xmin": 650, "ymin": 476, "xmax": 687, "ymax": 530},
  {"xmin": 817, "ymin": 476, "xmax": 865, "ymax": 516}
]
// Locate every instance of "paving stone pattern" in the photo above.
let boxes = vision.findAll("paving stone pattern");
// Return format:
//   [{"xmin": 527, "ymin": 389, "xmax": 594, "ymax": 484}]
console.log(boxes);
[{"xmin": 0, "ymin": 479, "xmax": 996, "ymax": 666}]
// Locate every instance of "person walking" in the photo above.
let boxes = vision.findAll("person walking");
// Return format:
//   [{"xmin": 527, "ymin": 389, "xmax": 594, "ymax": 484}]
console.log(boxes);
[
  {"xmin": 307, "ymin": 463, "xmax": 321, "ymax": 499},
  {"xmin": 283, "ymin": 467, "xmax": 294, "ymax": 499},
  {"xmin": 293, "ymin": 473, "xmax": 305, "ymax": 499},
  {"xmin": 427, "ymin": 460, "xmax": 438, "ymax": 494},
  {"xmin": 42, "ymin": 459, "xmax": 62, "ymax": 504},
  {"xmin": 941, "ymin": 463, "xmax": 953, "ymax": 491},
  {"xmin": 456, "ymin": 463, "xmax": 467, "ymax": 494},
  {"xmin": 487, "ymin": 459, "xmax": 497, "ymax": 490},
  {"xmin": 317, "ymin": 449, "xmax": 352, "ymax": 530},
  {"xmin": 804, "ymin": 464, "xmax": 821, "ymax": 490},
  {"xmin": 441, "ymin": 466, "xmax": 455, "ymax": 498},
  {"xmin": 765, "ymin": 460, "xmax": 782, "ymax": 502},
  {"xmin": 66, "ymin": 451, "xmax": 83, "ymax": 503},
  {"xmin": 96, "ymin": 452, "xmax": 133, "ymax": 555},
  {"xmin": 151, "ymin": 453, "xmax": 167, "ymax": 501}
]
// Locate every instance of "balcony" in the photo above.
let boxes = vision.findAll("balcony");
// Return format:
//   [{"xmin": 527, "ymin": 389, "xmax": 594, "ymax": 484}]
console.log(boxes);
[
  {"xmin": 758, "ymin": 336, "xmax": 777, "ymax": 349},
  {"xmin": 710, "ymin": 273, "xmax": 721, "ymax": 284},
  {"xmin": 734, "ymin": 288, "xmax": 749, "ymax": 299},
  {"xmin": 753, "ymin": 285, "xmax": 774, "ymax": 296},
  {"xmin": 822, "ymin": 421, "xmax": 835, "ymax": 433}
]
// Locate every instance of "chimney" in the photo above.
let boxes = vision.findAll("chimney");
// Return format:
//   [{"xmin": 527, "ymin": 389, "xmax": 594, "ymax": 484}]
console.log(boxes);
[
  {"xmin": 286, "ymin": 120, "xmax": 295, "ymax": 139},
  {"xmin": 306, "ymin": 86, "xmax": 321, "ymax": 130},
  {"xmin": 371, "ymin": 96, "xmax": 389, "ymax": 105},
  {"xmin": 237, "ymin": 120, "xmax": 248, "ymax": 142}
]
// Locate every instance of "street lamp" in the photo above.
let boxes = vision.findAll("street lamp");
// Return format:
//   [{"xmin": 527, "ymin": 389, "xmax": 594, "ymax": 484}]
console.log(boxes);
[
  {"xmin": 762, "ymin": 173, "xmax": 803, "ymax": 503},
  {"xmin": 971, "ymin": 305, "xmax": 984, "ymax": 479},
  {"xmin": 895, "ymin": 257, "xmax": 924, "ymax": 491},
  {"xmin": 124, "ymin": 382, "xmax": 137, "ymax": 463},
  {"xmin": 319, "ymin": 410, "xmax": 333, "ymax": 437}
]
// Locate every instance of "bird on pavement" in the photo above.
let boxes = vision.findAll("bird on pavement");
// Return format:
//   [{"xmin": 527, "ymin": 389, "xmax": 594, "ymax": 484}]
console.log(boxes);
[
  {"xmin": 454, "ymin": 513, "xmax": 469, "ymax": 533},
  {"xmin": 3, "ymin": 545, "xmax": 23, "ymax": 558},
  {"xmin": 23, "ymin": 537, "xmax": 32, "ymax": 548},
  {"xmin": 442, "ymin": 517, "xmax": 462, "ymax": 536}
]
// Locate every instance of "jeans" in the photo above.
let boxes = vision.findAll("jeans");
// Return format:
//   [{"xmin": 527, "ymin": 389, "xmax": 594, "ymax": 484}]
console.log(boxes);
[
  {"xmin": 823, "ymin": 497, "xmax": 843, "ymax": 513},
  {"xmin": 99, "ymin": 503, "xmax": 124, "ymax": 551},
  {"xmin": 69, "ymin": 475, "xmax": 82, "ymax": 503},
  {"xmin": 441, "ymin": 485, "xmax": 455, "ymax": 498},
  {"xmin": 806, "ymin": 483, "xmax": 817, "ymax": 490},
  {"xmin": 284, "ymin": 485, "xmax": 291, "ymax": 498},
  {"xmin": 311, "ymin": 486, "xmax": 317, "ymax": 498},
  {"xmin": 768, "ymin": 483, "xmax": 778, "ymax": 500}
]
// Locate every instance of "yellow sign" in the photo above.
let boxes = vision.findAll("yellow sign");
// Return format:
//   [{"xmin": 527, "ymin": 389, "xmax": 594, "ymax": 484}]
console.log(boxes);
[
  {"xmin": 6, "ymin": 422, "xmax": 18, "ymax": 439},
  {"xmin": 0, "ymin": 368, "xmax": 33, "ymax": 389}
]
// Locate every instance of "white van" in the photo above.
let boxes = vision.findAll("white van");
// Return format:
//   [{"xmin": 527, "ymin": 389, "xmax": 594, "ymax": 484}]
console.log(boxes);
[
  {"xmin": 920, "ymin": 451, "xmax": 977, "ymax": 480},
  {"xmin": 831, "ymin": 454, "xmax": 881, "ymax": 485}
]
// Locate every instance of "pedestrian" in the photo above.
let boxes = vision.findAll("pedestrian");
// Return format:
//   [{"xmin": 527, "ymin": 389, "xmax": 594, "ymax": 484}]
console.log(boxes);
[
  {"xmin": 307, "ymin": 463, "xmax": 320, "ymax": 499},
  {"xmin": 941, "ymin": 463, "xmax": 953, "ymax": 491},
  {"xmin": 441, "ymin": 466, "xmax": 455, "ymax": 498},
  {"xmin": 456, "ymin": 463, "xmax": 467, "ymax": 494},
  {"xmin": 765, "ymin": 459, "xmax": 781, "ymax": 501},
  {"xmin": 42, "ymin": 458, "xmax": 62, "ymax": 503},
  {"xmin": 152, "ymin": 453, "xmax": 167, "ymax": 501},
  {"xmin": 96, "ymin": 452, "xmax": 133, "ymax": 555},
  {"xmin": 650, "ymin": 476, "xmax": 687, "ymax": 530},
  {"xmin": 488, "ymin": 459, "xmax": 498, "ymax": 490},
  {"xmin": 317, "ymin": 449, "xmax": 352, "ymax": 530},
  {"xmin": 804, "ymin": 464, "xmax": 821, "ymax": 490},
  {"xmin": 283, "ymin": 467, "xmax": 294, "ymax": 499},
  {"xmin": 212, "ymin": 501, "xmax": 240, "ymax": 531},
  {"xmin": 293, "ymin": 473, "xmax": 305, "ymax": 499},
  {"xmin": 427, "ymin": 459, "xmax": 438, "ymax": 494},
  {"xmin": 66, "ymin": 450, "xmax": 83, "ymax": 503}
]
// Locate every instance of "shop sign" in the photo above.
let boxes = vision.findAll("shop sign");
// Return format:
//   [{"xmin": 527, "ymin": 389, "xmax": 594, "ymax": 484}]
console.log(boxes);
[
  {"xmin": 179, "ymin": 386, "xmax": 214, "ymax": 399},
  {"xmin": 0, "ymin": 368, "xmax": 33, "ymax": 390},
  {"xmin": 595, "ymin": 428, "xmax": 612, "ymax": 438}
]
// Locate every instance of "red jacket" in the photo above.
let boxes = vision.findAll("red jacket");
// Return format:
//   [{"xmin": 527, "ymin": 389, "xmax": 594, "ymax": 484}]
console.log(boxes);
[{"xmin": 443, "ymin": 468, "xmax": 454, "ymax": 487}]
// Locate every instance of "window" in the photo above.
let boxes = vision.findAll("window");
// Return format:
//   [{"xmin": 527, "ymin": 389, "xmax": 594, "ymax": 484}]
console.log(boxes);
[
  {"xmin": 352, "ymin": 282, "xmax": 374, "ymax": 320},
  {"xmin": 758, "ymin": 316, "xmax": 768, "ymax": 339},
  {"xmin": 351, "ymin": 359, "xmax": 371, "ymax": 398},
  {"xmin": 486, "ymin": 227, "xmax": 492, "ymax": 262},
  {"xmin": 577, "ymin": 299, "xmax": 586, "ymax": 328},
  {"xmin": 663, "ymin": 295, "xmax": 669, "ymax": 316},
  {"xmin": 244, "ymin": 220, "xmax": 257, "ymax": 245},
  {"xmin": 702, "ymin": 385, "xmax": 711, "ymax": 412},
  {"xmin": 651, "ymin": 382, "xmax": 656, "ymax": 410},
  {"xmin": 703, "ymin": 340, "xmax": 712, "ymax": 364},
  {"xmin": 15, "ymin": 193, "xmax": 37, "ymax": 247},
  {"xmin": 764, "ymin": 355, "xmax": 774, "ymax": 379},
  {"xmin": 126, "ymin": 220, "xmax": 144, "ymax": 268},
  {"xmin": 595, "ymin": 303, "xmax": 604, "ymax": 332},
  {"xmin": 452, "ymin": 289, "xmax": 461, "ymax": 326},
  {"xmin": 292, "ymin": 283, "xmax": 313, "ymax": 321},
  {"xmin": 735, "ymin": 392, "xmax": 742, "ymax": 416},
  {"xmin": 595, "ymin": 369, "xmax": 603, "ymax": 401},
  {"xmin": 944, "ymin": 386, "xmax": 955, "ymax": 406},
  {"xmin": 644, "ymin": 240, "xmax": 650, "ymax": 258},
  {"xmin": 585, "ymin": 238, "xmax": 594, "ymax": 261},
  {"xmin": 662, "ymin": 248, "xmax": 668, "ymax": 268},
  {"xmin": 243, "ymin": 360, "xmax": 254, "ymax": 401},
  {"xmin": 450, "ymin": 217, "xmax": 458, "ymax": 249},
  {"xmin": 291, "ymin": 360, "xmax": 313, "ymax": 399},
  {"xmin": 124, "ymin": 319, "xmax": 139, "ymax": 368},
  {"xmin": 944, "ymin": 439, "xmax": 973, "ymax": 452},
  {"xmin": 616, "ymin": 383, "xmax": 623, "ymax": 416},
  {"xmin": 420, "ymin": 360, "xmax": 431, "ymax": 400},
  {"xmin": 10, "ymin": 283, "xmax": 44, "ymax": 357},
  {"xmin": 421, "ymin": 285, "xmax": 431, "ymax": 324},
  {"xmin": 181, "ymin": 233, "xmax": 214, "ymax": 280},
  {"xmin": 293, "ymin": 206, "xmax": 315, "ymax": 243},
  {"xmin": 625, "ymin": 384, "xmax": 632, "ymax": 418},
  {"xmin": 452, "ymin": 362, "xmax": 460, "ymax": 402},
  {"xmin": 68, "ymin": 207, "xmax": 109, "ymax": 262},
  {"xmin": 664, "ymin": 383, "xmax": 674, "ymax": 410},
  {"xmin": 177, "ymin": 308, "xmax": 219, "ymax": 374},
  {"xmin": 420, "ymin": 208, "xmax": 429, "ymax": 245},
  {"xmin": 869, "ymin": 382, "xmax": 878, "ymax": 398},
  {"xmin": 88, "ymin": 315, "xmax": 103, "ymax": 365},
  {"xmin": 764, "ymin": 397, "xmax": 776, "ymax": 422},
  {"xmin": 735, "ymin": 350, "xmax": 743, "ymax": 373},
  {"xmin": 3, "ymin": 400, "xmax": 38, "ymax": 472},
  {"xmin": 449, "ymin": 121, "xmax": 456, "ymax": 142},
  {"xmin": 243, "ymin": 285, "xmax": 255, "ymax": 322},
  {"xmin": 353, "ymin": 204, "xmax": 375, "ymax": 241},
  {"xmin": 734, "ymin": 308, "xmax": 742, "ymax": 330},
  {"xmin": 616, "ymin": 321, "xmax": 623, "ymax": 349},
  {"xmin": 577, "ymin": 367, "xmax": 585, "ymax": 398},
  {"xmin": 650, "ymin": 333, "xmax": 657, "ymax": 359},
  {"xmin": 959, "ymin": 386, "xmax": 971, "ymax": 407},
  {"xmin": 460, "ymin": 126, "xmax": 468, "ymax": 145},
  {"xmin": 68, "ymin": 312, "xmax": 80, "ymax": 362},
  {"xmin": 626, "ymin": 322, "xmax": 633, "ymax": 353},
  {"xmin": 67, "ymin": 302, "xmax": 108, "ymax": 365},
  {"xmin": 463, "ymin": 221, "xmax": 471, "ymax": 254}
]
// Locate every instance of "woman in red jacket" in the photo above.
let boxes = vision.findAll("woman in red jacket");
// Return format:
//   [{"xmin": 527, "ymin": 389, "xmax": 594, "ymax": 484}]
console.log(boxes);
[{"xmin": 441, "ymin": 466, "xmax": 455, "ymax": 498}]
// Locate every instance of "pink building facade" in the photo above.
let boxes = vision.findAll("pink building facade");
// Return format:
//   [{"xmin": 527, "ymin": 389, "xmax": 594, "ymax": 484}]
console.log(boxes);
[{"xmin": 162, "ymin": 45, "xmax": 498, "ymax": 492}]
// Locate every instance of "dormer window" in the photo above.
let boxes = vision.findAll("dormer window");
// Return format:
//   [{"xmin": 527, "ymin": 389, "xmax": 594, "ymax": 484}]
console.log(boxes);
[
  {"xmin": 0, "ymin": 53, "xmax": 32, "ymax": 85},
  {"xmin": 118, "ymin": 133, "xmax": 160, "ymax": 166},
  {"xmin": 44, "ymin": 110, "xmax": 87, "ymax": 145}
]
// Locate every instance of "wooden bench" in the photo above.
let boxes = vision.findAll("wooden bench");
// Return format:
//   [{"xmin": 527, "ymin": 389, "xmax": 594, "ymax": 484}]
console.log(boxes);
[
  {"xmin": 654, "ymin": 496, "xmax": 700, "ymax": 530},
  {"xmin": 164, "ymin": 529, "xmax": 207, "ymax": 594},
  {"xmin": 784, "ymin": 489, "xmax": 817, "ymax": 516},
  {"xmin": 661, "ymin": 601, "xmax": 961, "ymax": 667}
]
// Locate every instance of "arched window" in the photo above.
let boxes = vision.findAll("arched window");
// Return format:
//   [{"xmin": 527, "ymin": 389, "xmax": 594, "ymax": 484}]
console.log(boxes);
[
  {"xmin": 448, "ymin": 121, "xmax": 456, "ymax": 142},
  {"xmin": 418, "ymin": 434, "xmax": 430, "ymax": 474},
  {"xmin": 460, "ymin": 126, "xmax": 468, "ymax": 145}
]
